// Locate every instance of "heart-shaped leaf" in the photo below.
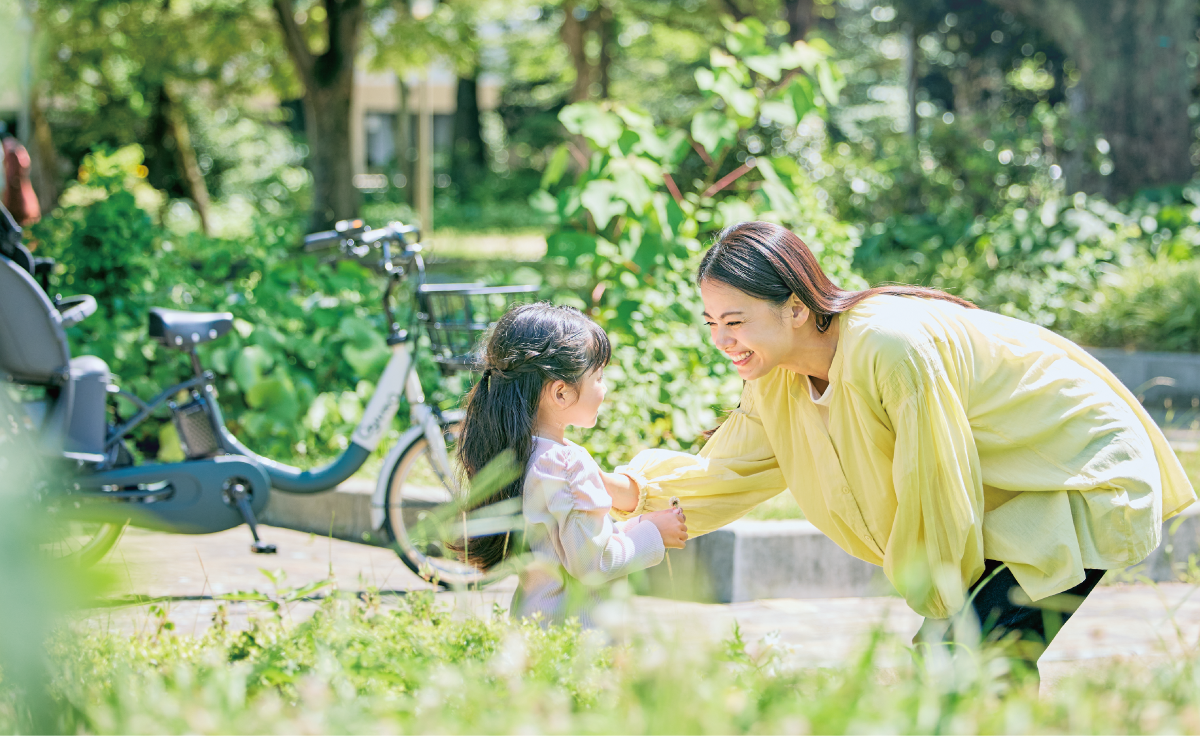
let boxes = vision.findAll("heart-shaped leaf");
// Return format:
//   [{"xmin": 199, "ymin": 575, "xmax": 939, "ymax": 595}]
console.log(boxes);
[
  {"xmin": 580, "ymin": 179, "xmax": 628, "ymax": 230},
  {"xmin": 560, "ymin": 102, "xmax": 624, "ymax": 149},
  {"xmin": 691, "ymin": 110, "xmax": 739, "ymax": 158}
]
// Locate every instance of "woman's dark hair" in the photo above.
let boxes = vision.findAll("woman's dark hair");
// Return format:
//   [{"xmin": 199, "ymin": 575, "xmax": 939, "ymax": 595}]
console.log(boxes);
[
  {"xmin": 454, "ymin": 302, "xmax": 611, "ymax": 571},
  {"xmin": 700, "ymin": 221, "xmax": 975, "ymax": 331}
]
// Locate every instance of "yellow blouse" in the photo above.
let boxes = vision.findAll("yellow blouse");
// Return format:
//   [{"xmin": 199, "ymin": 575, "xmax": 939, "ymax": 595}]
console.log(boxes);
[{"xmin": 617, "ymin": 295, "xmax": 1196, "ymax": 619}]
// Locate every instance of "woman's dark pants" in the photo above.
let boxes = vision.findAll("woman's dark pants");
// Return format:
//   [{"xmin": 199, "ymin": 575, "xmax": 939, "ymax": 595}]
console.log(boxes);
[{"xmin": 935, "ymin": 559, "xmax": 1107, "ymax": 675}]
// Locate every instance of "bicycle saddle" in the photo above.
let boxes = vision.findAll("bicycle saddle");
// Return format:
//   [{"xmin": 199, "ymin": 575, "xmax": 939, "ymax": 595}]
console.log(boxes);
[{"xmin": 149, "ymin": 307, "xmax": 234, "ymax": 349}]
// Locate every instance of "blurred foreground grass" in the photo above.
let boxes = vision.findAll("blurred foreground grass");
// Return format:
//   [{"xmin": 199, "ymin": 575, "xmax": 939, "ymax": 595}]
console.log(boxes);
[{"xmin": 11, "ymin": 589, "xmax": 1197, "ymax": 735}]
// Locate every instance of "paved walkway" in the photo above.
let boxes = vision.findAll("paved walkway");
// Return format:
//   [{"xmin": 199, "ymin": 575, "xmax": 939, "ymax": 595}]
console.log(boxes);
[{"xmin": 85, "ymin": 525, "xmax": 1200, "ymax": 685}]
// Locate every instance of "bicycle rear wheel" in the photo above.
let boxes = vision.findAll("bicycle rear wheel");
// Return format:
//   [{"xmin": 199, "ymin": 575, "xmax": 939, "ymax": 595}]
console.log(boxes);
[
  {"xmin": 382, "ymin": 420, "xmax": 496, "ymax": 588},
  {"xmin": 39, "ymin": 517, "xmax": 126, "ymax": 567},
  {"xmin": 0, "ymin": 385, "xmax": 127, "ymax": 568},
  {"xmin": 41, "ymin": 436, "xmax": 132, "ymax": 568}
]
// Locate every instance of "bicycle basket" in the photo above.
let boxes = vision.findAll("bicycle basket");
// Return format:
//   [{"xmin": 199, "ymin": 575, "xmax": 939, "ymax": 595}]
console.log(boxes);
[{"xmin": 417, "ymin": 283, "xmax": 540, "ymax": 373}]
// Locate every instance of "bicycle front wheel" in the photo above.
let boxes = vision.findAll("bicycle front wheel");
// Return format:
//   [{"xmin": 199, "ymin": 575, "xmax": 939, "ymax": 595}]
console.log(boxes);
[{"xmin": 383, "ymin": 421, "xmax": 491, "ymax": 588}]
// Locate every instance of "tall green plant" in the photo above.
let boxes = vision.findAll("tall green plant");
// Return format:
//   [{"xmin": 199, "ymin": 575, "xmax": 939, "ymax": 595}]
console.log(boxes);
[{"xmin": 535, "ymin": 19, "xmax": 863, "ymax": 465}]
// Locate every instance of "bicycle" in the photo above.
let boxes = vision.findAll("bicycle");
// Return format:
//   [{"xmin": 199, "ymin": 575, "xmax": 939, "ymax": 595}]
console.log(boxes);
[{"xmin": 0, "ymin": 214, "xmax": 535, "ymax": 587}]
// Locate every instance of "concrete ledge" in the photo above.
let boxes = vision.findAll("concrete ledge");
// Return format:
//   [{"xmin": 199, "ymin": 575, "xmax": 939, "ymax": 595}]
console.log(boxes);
[
  {"xmin": 638, "ymin": 505, "xmax": 1200, "ymax": 604},
  {"xmin": 1087, "ymin": 347, "xmax": 1200, "ymax": 408},
  {"xmin": 265, "ymin": 477, "xmax": 1200, "ymax": 603},
  {"xmin": 634, "ymin": 519, "xmax": 894, "ymax": 603},
  {"xmin": 1130, "ymin": 503, "xmax": 1200, "ymax": 582},
  {"xmin": 262, "ymin": 478, "xmax": 389, "ymax": 547}
]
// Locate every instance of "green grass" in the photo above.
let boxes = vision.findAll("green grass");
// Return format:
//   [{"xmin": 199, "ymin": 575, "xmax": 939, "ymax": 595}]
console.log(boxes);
[
  {"xmin": 12, "ymin": 588, "xmax": 1197, "ymax": 734},
  {"xmin": 1, "ymin": 443, "xmax": 1196, "ymax": 734},
  {"xmin": 424, "ymin": 229, "xmax": 548, "ymax": 262}
]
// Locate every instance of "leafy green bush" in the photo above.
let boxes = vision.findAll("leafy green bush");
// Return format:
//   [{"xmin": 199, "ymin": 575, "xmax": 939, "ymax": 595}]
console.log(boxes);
[
  {"xmin": 535, "ymin": 19, "xmax": 863, "ymax": 465},
  {"xmin": 30, "ymin": 146, "xmax": 465, "ymax": 464},
  {"xmin": 853, "ymin": 185, "xmax": 1200, "ymax": 334},
  {"xmin": 1066, "ymin": 260, "xmax": 1200, "ymax": 352},
  {"xmin": 17, "ymin": 590, "xmax": 1200, "ymax": 734}
]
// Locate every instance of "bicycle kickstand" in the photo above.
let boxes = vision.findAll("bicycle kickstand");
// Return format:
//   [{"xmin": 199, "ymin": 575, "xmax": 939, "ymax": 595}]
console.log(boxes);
[{"xmin": 226, "ymin": 481, "xmax": 277, "ymax": 554}]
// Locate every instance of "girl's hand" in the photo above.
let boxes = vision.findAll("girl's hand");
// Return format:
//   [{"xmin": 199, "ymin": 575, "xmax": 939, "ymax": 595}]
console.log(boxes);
[{"xmin": 645, "ymin": 508, "xmax": 688, "ymax": 549}]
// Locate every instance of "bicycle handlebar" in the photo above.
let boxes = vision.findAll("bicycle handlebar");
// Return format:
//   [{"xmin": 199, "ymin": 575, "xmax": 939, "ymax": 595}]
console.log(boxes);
[
  {"xmin": 303, "ymin": 230, "xmax": 341, "ymax": 251},
  {"xmin": 302, "ymin": 220, "xmax": 422, "ymax": 258}
]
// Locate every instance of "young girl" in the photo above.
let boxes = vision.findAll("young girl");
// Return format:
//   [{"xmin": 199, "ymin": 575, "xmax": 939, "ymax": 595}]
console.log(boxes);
[{"xmin": 456, "ymin": 302, "xmax": 688, "ymax": 627}]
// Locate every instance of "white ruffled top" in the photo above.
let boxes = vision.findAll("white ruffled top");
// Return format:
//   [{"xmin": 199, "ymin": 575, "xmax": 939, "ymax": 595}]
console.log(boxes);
[{"xmin": 514, "ymin": 436, "xmax": 665, "ymax": 628}]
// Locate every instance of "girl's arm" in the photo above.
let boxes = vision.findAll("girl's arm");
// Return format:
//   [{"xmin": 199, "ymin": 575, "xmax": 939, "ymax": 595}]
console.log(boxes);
[
  {"xmin": 607, "ymin": 384, "xmax": 788, "ymax": 536},
  {"xmin": 534, "ymin": 449, "xmax": 665, "ymax": 585}
]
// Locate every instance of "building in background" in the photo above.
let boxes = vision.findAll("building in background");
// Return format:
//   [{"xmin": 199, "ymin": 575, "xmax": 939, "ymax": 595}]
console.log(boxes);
[{"xmin": 350, "ymin": 66, "xmax": 500, "ymax": 195}]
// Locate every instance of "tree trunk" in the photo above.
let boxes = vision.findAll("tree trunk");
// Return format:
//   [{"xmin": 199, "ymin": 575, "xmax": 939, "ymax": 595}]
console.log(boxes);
[
  {"xmin": 452, "ymin": 72, "xmax": 486, "ymax": 193},
  {"xmin": 273, "ymin": 0, "xmax": 364, "ymax": 230},
  {"xmin": 143, "ymin": 84, "xmax": 175, "ymax": 193},
  {"xmin": 162, "ymin": 86, "xmax": 212, "ymax": 235},
  {"xmin": 26, "ymin": 90, "xmax": 59, "ymax": 215},
  {"xmin": 394, "ymin": 77, "xmax": 414, "ymax": 205},
  {"xmin": 593, "ymin": 3, "xmax": 615, "ymax": 99},
  {"xmin": 905, "ymin": 23, "xmax": 918, "ymax": 140},
  {"xmin": 302, "ymin": 82, "xmax": 357, "ymax": 229},
  {"xmin": 560, "ymin": 1, "xmax": 591, "ymax": 102},
  {"xmin": 783, "ymin": 0, "xmax": 815, "ymax": 43},
  {"xmin": 986, "ymin": 0, "xmax": 1194, "ymax": 199}
]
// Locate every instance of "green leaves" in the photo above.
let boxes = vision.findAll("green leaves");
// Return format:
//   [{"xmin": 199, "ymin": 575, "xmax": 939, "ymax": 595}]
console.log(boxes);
[
  {"xmin": 691, "ymin": 111, "xmax": 740, "ymax": 158},
  {"xmin": 540, "ymin": 145, "xmax": 572, "ymax": 189},
  {"xmin": 246, "ymin": 375, "xmax": 299, "ymax": 423},
  {"xmin": 338, "ymin": 317, "xmax": 391, "ymax": 378},
  {"xmin": 816, "ymin": 61, "xmax": 846, "ymax": 106},
  {"xmin": 233, "ymin": 345, "xmax": 274, "ymax": 392},
  {"xmin": 546, "ymin": 230, "xmax": 600, "ymax": 261},
  {"xmin": 580, "ymin": 180, "xmax": 628, "ymax": 230},
  {"xmin": 696, "ymin": 68, "xmax": 758, "ymax": 120},
  {"xmin": 560, "ymin": 102, "xmax": 624, "ymax": 149},
  {"xmin": 610, "ymin": 163, "xmax": 655, "ymax": 215},
  {"xmin": 787, "ymin": 76, "xmax": 820, "ymax": 121},
  {"xmin": 535, "ymin": 18, "xmax": 860, "ymax": 467}
]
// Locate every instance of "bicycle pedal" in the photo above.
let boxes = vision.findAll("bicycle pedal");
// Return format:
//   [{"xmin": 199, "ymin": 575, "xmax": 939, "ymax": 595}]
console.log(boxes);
[{"xmin": 251, "ymin": 541, "xmax": 278, "ymax": 554}]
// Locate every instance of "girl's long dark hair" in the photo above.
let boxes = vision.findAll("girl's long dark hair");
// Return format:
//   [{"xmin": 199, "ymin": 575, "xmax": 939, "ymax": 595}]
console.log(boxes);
[
  {"xmin": 700, "ymin": 221, "xmax": 975, "ymax": 331},
  {"xmin": 455, "ymin": 302, "xmax": 611, "ymax": 571}
]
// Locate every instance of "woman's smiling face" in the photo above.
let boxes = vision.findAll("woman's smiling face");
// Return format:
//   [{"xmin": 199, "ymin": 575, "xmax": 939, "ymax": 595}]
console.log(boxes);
[{"xmin": 701, "ymin": 279, "xmax": 795, "ymax": 381}]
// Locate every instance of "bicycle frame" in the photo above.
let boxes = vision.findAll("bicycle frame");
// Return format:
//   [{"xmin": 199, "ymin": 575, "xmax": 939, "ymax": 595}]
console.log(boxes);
[
  {"xmin": 97, "ymin": 337, "xmax": 423, "ymax": 499},
  {"xmin": 71, "ymin": 224, "xmax": 462, "ymax": 539},
  {"xmin": 208, "ymin": 338, "xmax": 454, "ymax": 496}
]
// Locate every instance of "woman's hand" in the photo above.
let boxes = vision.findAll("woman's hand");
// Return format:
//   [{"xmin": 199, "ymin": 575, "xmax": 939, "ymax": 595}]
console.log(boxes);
[
  {"xmin": 645, "ymin": 507, "xmax": 688, "ymax": 549},
  {"xmin": 601, "ymin": 471, "xmax": 640, "ymax": 513}
]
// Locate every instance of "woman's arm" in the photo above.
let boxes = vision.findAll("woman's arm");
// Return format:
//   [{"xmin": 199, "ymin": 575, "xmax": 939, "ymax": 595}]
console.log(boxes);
[{"xmin": 606, "ymin": 384, "xmax": 788, "ymax": 536}]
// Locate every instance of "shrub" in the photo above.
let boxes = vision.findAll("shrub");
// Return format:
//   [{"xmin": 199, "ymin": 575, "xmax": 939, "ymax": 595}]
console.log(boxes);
[
  {"xmin": 535, "ymin": 19, "xmax": 862, "ymax": 465},
  {"xmin": 1066, "ymin": 260, "xmax": 1200, "ymax": 353},
  {"xmin": 29, "ymin": 146, "xmax": 464, "ymax": 464},
  {"xmin": 853, "ymin": 187, "xmax": 1200, "ymax": 333}
]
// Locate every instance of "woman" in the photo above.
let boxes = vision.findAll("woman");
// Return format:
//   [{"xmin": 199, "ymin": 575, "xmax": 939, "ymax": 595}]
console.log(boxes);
[
  {"xmin": 2, "ymin": 137, "xmax": 40, "ymax": 227},
  {"xmin": 603, "ymin": 221, "xmax": 1196, "ymax": 665}
]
